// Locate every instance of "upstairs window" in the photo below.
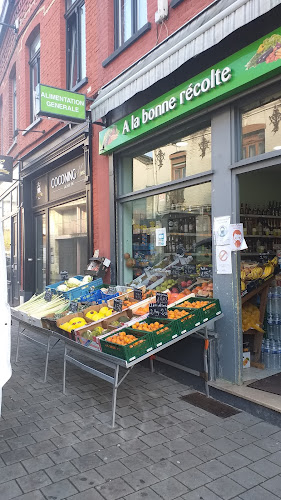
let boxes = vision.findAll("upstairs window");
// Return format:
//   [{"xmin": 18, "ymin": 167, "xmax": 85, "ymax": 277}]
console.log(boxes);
[
  {"xmin": 66, "ymin": 0, "xmax": 86, "ymax": 90},
  {"xmin": 115, "ymin": 0, "xmax": 147, "ymax": 49},
  {"xmin": 29, "ymin": 33, "xmax": 40, "ymax": 123}
]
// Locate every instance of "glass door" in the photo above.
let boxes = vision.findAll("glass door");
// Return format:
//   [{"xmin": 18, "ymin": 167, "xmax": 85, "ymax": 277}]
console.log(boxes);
[{"xmin": 35, "ymin": 213, "xmax": 46, "ymax": 293}]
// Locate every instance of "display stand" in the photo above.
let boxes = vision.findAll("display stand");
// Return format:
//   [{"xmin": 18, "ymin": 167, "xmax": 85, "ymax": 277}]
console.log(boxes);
[
  {"xmin": 12, "ymin": 312, "xmax": 223, "ymax": 427},
  {"xmin": 242, "ymin": 277, "xmax": 274, "ymax": 365}
]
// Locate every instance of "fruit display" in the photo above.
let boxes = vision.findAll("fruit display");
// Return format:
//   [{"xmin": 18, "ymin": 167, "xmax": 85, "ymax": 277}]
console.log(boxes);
[
  {"xmin": 59, "ymin": 316, "xmax": 87, "ymax": 333},
  {"xmin": 56, "ymin": 275, "xmax": 92, "ymax": 292},
  {"xmin": 132, "ymin": 321, "xmax": 165, "ymax": 332},
  {"xmin": 242, "ymin": 303, "xmax": 264, "ymax": 333},
  {"xmin": 177, "ymin": 300, "xmax": 209, "ymax": 308},
  {"xmin": 107, "ymin": 316, "xmax": 132, "ymax": 328},
  {"xmin": 106, "ymin": 331, "xmax": 144, "ymax": 346},
  {"xmin": 80, "ymin": 326, "xmax": 110, "ymax": 340},
  {"xmin": 155, "ymin": 279, "xmax": 177, "ymax": 292},
  {"xmin": 246, "ymin": 34, "xmax": 281, "ymax": 69},
  {"xmin": 192, "ymin": 281, "xmax": 213, "ymax": 298},
  {"xmin": 240, "ymin": 257, "xmax": 277, "ymax": 294},
  {"xmin": 85, "ymin": 306, "xmax": 113, "ymax": 322},
  {"xmin": 167, "ymin": 309, "xmax": 191, "ymax": 319}
]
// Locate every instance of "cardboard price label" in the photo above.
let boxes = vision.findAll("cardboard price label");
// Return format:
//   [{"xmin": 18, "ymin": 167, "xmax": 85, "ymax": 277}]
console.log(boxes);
[
  {"xmin": 44, "ymin": 289, "xmax": 53, "ymax": 302},
  {"xmin": 113, "ymin": 298, "xmax": 123, "ymax": 312},
  {"xmin": 69, "ymin": 301, "xmax": 78, "ymax": 313},
  {"xmin": 134, "ymin": 288, "xmax": 143, "ymax": 301},
  {"xmin": 199, "ymin": 266, "xmax": 212, "ymax": 279},
  {"xmin": 156, "ymin": 292, "xmax": 168, "ymax": 306},
  {"xmin": 149, "ymin": 303, "xmax": 168, "ymax": 318}
]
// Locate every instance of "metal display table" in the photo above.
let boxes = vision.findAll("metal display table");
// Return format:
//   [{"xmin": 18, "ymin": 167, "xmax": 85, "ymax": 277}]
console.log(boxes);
[{"xmin": 12, "ymin": 310, "xmax": 223, "ymax": 427}]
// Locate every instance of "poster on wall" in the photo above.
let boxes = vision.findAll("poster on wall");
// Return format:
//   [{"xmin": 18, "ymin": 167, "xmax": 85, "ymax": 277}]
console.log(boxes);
[
  {"xmin": 213, "ymin": 216, "xmax": 231, "ymax": 246},
  {"xmin": 229, "ymin": 223, "xmax": 248, "ymax": 251},
  {"xmin": 155, "ymin": 227, "xmax": 167, "ymax": 247},
  {"xmin": 216, "ymin": 245, "xmax": 232, "ymax": 274}
]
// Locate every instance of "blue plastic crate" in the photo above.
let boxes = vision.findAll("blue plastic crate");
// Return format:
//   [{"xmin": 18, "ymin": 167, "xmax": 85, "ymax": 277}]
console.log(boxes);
[
  {"xmin": 78, "ymin": 288, "xmax": 119, "ymax": 304},
  {"xmin": 46, "ymin": 276, "xmax": 103, "ymax": 300}
]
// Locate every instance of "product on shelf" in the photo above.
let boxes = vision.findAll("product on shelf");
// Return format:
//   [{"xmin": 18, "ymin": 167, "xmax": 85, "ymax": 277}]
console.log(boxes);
[
  {"xmin": 192, "ymin": 281, "xmax": 213, "ymax": 297},
  {"xmin": 85, "ymin": 306, "xmax": 113, "ymax": 321},
  {"xmin": 242, "ymin": 303, "xmax": 264, "ymax": 332}
]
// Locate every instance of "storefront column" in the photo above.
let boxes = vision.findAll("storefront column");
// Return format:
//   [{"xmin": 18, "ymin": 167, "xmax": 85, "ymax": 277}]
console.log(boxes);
[{"xmin": 211, "ymin": 107, "xmax": 243, "ymax": 385}]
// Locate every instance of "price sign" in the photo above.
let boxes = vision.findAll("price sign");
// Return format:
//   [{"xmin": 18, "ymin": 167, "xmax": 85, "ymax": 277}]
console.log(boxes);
[
  {"xmin": 134, "ymin": 288, "xmax": 143, "ymax": 301},
  {"xmin": 60, "ymin": 270, "xmax": 68, "ymax": 281},
  {"xmin": 199, "ymin": 266, "xmax": 212, "ymax": 279},
  {"xmin": 113, "ymin": 298, "xmax": 123, "ymax": 312},
  {"xmin": 156, "ymin": 292, "xmax": 168, "ymax": 306},
  {"xmin": 184, "ymin": 264, "xmax": 197, "ymax": 275},
  {"xmin": 70, "ymin": 301, "xmax": 78, "ymax": 313},
  {"xmin": 44, "ymin": 289, "xmax": 53, "ymax": 302},
  {"xmin": 171, "ymin": 267, "xmax": 182, "ymax": 278},
  {"xmin": 108, "ymin": 286, "xmax": 116, "ymax": 295},
  {"xmin": 149, "ymin": 303, "xmax": 168, "ymax": 318}
]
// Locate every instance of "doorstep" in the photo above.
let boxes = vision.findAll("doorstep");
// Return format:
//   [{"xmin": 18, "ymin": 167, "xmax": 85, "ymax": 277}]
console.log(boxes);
[{"xmin": 209, "ymin": 378, "xmax": 281, "ymax": 414}]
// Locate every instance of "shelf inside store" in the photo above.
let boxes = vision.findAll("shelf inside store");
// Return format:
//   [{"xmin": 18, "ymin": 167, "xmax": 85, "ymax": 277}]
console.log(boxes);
[
  {"xmin": 240, "ymin": 213, "xmax": 281, "ymax": 219},
  {"xmin": 168, "ymin": 233, "xmax": 211, "ymax": 237},
  {"xmin": 245, "ymin": 235, "xmax": 281, "ymax": 238}
]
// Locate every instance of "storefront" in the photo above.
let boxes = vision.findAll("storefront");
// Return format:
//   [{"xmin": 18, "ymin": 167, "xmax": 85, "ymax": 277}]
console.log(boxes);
[
  {"xmin": 92, "ymin": 22, "xmax": 281, "ymax": 394},
  {"xmin": 21, "ymin": 122, "xmax": 92, "ymax": 300}
]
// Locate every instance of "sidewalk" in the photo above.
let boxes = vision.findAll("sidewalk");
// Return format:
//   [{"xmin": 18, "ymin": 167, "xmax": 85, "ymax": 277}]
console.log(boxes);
[{"xmin": 0, "ymin": 323, "xmax": 281, "ymax": 500}]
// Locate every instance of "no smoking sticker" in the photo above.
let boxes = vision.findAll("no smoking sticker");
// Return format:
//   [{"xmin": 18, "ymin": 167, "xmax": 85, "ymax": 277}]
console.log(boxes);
[{"xmin": 216, "ymin": 245, "xmax": 232, "ymax": 274}]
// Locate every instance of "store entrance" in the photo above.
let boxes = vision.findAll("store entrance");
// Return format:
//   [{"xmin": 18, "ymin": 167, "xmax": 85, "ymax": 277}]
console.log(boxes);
[{"xmin": 239, "ymin": 165, "xmax": 281, "ymax": 394}]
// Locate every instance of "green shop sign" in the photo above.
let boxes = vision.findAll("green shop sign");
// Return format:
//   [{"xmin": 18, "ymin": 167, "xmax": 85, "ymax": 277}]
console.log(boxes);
[
  {"xmin": 37, "ymin": 84, "xmax": 86, "ymax": 122},
  {"xmin": 99, "ymin": 29, "xmax": 281, "ymax": 154}
]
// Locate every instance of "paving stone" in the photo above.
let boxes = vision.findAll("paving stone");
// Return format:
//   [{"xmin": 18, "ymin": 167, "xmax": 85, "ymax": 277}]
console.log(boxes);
[
  {"xmin": 45, "ymin": 461, "xmax": 78, "ymax": 482},
  {"xmin": 133, "ymin": 410, "xmax": 159, "ymax": 422},
  {"xmin": 120, "ymin": 451, "xmax": 154, "ymax": 472},
  {"xmin": 51, "ymin": 432, "xmax": 81, "ymax": 448},
  {"xmin": 207, "ymin": 476, "xmax": 246, "ymax": 500},
  {"xmin": 0, "ymin": 462, "xmax": 26, "ymax": 484},
  {"xmin": 184, "ymin": 430, "xmax": 214, "ymax": 447},
  {"xmin": 124, "ymin": 486, "xmax": 164, "ymax": 500},
  {"xmin": 70, "ymin": 452, "xmax": 104, "ymax": 472},
  {"xmin": 27, "ymin": 439, "xmax": 57, "ymax": 457},
  {"xmin": 190, "ymin": 443, "xmax": 222, "ymax": 462},
  {"xmin": 95, "ymin": 433, "xmax": 124, "ymax": 448},
  {"xmin": 147, "ymin": 459, "xmax": 182, "ymax": 480},
  {"xmin": 164, "ymin": 437, "xmax": 194, "ymax": 454},
  {"xmin": 33, "ymin": 416, "xmax": 61, "ymax": 430},
  {"xmin": 40, "ymin": 479, "xmax": 78, "ymax": 500},
  {"xmin": 119, "ymin": 438, "xmax": 148, "ymax": 456},
  {"xmin": 0, "ymin": 479, "xmax": 22, "ymax": 499},
  {"xmin": 262, "ymin": 475, "xmax": 281, "ymax": 497},
  {"xmin": 48, "ymin": 446, "xmax": 80, "ymax": 464},
  {"xmin": 237, "ymin": 443, "xmax": 270, "ymax": 462},
  {"xmin": 123, "ymin": 467, "xmax": 159, "ymax": 492},
  {"xmin": 255, "ymin": 437, "xmax": 281, "ymax": 453},
  {"xmin": 217, "ymin": 450, "xmax": 252, "ymax": 471},
  {"xmin": 0, "ymin": 439, "xmax": 11, "ymax": 453},
  {"xmin": 11, "ymin": 491, "xmax": 46, "ymax": 500},
  {"xmin": 17, "ymin": 470, "xmax": 52, "ymax": 493},
  {"xmin": 159, "ymin": 425, "xmax": 187, "ymax": 440},
  {"xmin": 139, "ymin": 431, "xmax": 169, "ymax": 447},
  {"xmin": 22, "ymin": 453, "xmax": 54, "ymax": 473},
  {"xmin": 12, "ymin": 423, "xmax": 40, "ymax": 437},
  {"xmin": 142, "ymin": 443, "xmax": 174, "ymax": 463},
  {"xmin": 7, "ymin": 434, "xmax": 36, "ymax": 451},
  {"xmin": 69, "ymin": 469, "xmax": 104, "ymax": 491},
  {"xmin": 221, "ymin": 419, "xmax": 246, "ymax": 433},
  {"xmin": 198, "ymin": 459, "xmax": 233, "ymax": 479},
  {"xmin": 72, "ymin": 438, "xmax": 102, "ymax": 456},
  {"xmin": 170, "ymin": 450, "xmax": 203, "ymax": 471},
  {"xmin": 151, "ymin": 476, "xmax": 188, "ymax": 499},
  {"xmin": 209, "ymin": 437, "xmax": 241, "ymax": 454},
  {"xmin": 181, "ymin": 485, "xmax": 228, "ymax": 499},
  {"xmin": 1, "ymin": 447, "xmax": 32, "ymax": 465},
  {"xmin": 117, "ymin": 426, "xmax": 144, "ymax": 441},
  {"xmin": 96, "ymin": 460, "xmax": 131, "ymax": 480},
  {"xmin": 171, "ymin": 410, "xmax": 196, "ymax": 422},
  {"xmin": 31, "ymin": 428, "xmax": 59, "ymax": 443},
  {"xmin": 153, "ymin": 415, "xmax": 181, "ymax": 428},
  {"xmin": 227, "ymin": 431, "xmax": 257, "ymax": 447},
  {"xmin": 202, "ymin": 425, "xmax": 231, "ymax": 439},
  {"xmin": 152, "ymin": 405, "xmax": 178, "ymax": 417},
  {"xmin": 136, "ymin": 421, "xmax": 164, "ymax": 434},
  {"xmin": 96, "ymin": 477, "xmax": 134, "ymax": 499},
  {"xmin": 68, "ymin": 488, "xmax": 105, "ymax": 500},
  {"xmin": 177, "ymin": 420, "xmax": 206, "ymax": 434},
  {"xmin": 239, "ymin": 484, "xmax": 280, "ymax": 500},
  {"xmin": 231, "ymin": 413, "xmax": 261, "ymax": 426},
  {"xmin": 246, "ymin": 422, "xmax": 280, "ymax": 439},
  {"xmin": 248, "ymin": 458, "xmax": 281, "ymax": 479},
  {"xmin": 228, "ymin": 466, "xmax": 264, "ymax": 489},
  {"xmin": 176, "ymin": 467, "xmax": 212, "ymax": 490},
  {"xmin": 53, "ymin": 422, "xmax": 81, "ymax": 436}
]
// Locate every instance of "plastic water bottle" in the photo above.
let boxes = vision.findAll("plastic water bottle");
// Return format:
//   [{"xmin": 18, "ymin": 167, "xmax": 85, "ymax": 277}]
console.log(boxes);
[
  {"xmin": 277, "ymin": 341, "xmax": 281, "ymax": 369},
  {"xmin": 267, "ymin": 287, "xmax": 274, "ymax": 322},
  {"xmin": 276, "ymin": 286, "xmax": 281, "ymax": 315},
  {"xmin": 261, "ymin": 339, "xmax": 265, "ymax": 364},
  {"xmin": 264, "ymin": 339, "xmax": 271, "ymax": 368},
  {"xmin": 267, "ymin": 319, "xmax": 274, "ymax": 340},
  {"xmin": 271, "ymin": 340, "xmax": 278, "ymax": 369}
]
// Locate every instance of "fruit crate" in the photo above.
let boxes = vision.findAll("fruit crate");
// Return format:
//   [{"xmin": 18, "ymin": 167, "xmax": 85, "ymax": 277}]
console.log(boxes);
[
  {"xmin": 100, "ymin": 329, "xmax": 154, "ymax": 362},
  {"xmin": 45, "ymin": 276, "xmax": 103, "ymax": 300},
  {"xmin": 176, "ymin": 297, "xmax": 221, "ymax": 322},
  {"xmin": 126, "ymin": 318, "xmax": 178, "ymax": 348},
  {"xmin": 168, "ymin": 308, "xmax": 202, "ymax": 335}
]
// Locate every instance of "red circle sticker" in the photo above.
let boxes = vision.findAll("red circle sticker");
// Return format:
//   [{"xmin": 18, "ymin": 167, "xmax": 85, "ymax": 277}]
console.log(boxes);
[
  {"xmin": 233, "ymin": 229, "xmax": 242, "ymax": 248},
  {"xmin": 219, "ymin": 249, "xmax": 228, "ymax": 261}
]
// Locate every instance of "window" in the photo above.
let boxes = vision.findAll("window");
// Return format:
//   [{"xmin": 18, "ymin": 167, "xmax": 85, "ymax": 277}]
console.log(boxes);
[
  {"xmin": 29, "ymin": 34, "xmax": 40, "ymax": 123},
  {"xmin": 66, "ymin": 0, "xmax": 86, "ymax": 90},
  {"xmin": 10, "ymin": 73, "xmax": 17, "ymax": 138},
  {"xmin": 115, "ymin": 0, "xmax": 147, "ymax": 49}
]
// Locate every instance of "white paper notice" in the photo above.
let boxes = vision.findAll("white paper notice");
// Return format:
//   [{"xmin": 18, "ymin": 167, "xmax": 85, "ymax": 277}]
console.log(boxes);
[
  {"xmin": 229, "ymin": 223, "xmax": 244, "ymax": 251},
  {"xmin": 216, "ymin": 245, "xmax": 232, "ymax": 274},
  {"xmin": 155, "ymin": 227, "xmax": 167, "ymax": 247},
  {"xmin": 214, "ymin": 216, "xmax": 231, "ymax": 246}
]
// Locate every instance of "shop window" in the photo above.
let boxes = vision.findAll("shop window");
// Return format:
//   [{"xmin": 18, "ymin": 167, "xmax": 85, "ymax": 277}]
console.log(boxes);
[
  {"xmin": 119, "ymin": 126, "xmax": 211, "ymax": 195},
  {"xmin": 66, "ymin": 0, "xmax": 86, "ymax": 90},
  {"xmin": 11, "ymin": 189, "xmax": 17, "ymax": 213},
  {"xmin": 49, "ymin": 198, "xmax": 87, "ymax": 283},
  {"xmin": 241, "ymin": 93, "xmax": 281, "ymax": 158},
  {"xmin": 120, "ymin": 182, "xmax": 212, "ymax": 285},
  {"xmin": 29, "ymin": 33, "xmax": 40, "ymax": 123},
  {"xmin": 2, "ymin": 194, "xmax": 11, "ymax": 217},
  {"xmin": 114, "ymin": 0, "xmax": 147, "ymax": 49}
]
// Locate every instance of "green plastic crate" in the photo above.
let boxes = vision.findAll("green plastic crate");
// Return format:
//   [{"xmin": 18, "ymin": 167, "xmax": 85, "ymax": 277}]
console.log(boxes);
[
  {"xmin": 100, "ymin": 328, "xmax": 153, "ymax": 362},
  {"xmin": 127, "ymin": 318, "xmax": 178, "ymax": 348},
  {"xmin": 168, "ymin": 307, "xmax": 202, "ymax": 335},
  {"xmin": 175, "ymin": 297, "xmax": 222, "ymax": 322}
]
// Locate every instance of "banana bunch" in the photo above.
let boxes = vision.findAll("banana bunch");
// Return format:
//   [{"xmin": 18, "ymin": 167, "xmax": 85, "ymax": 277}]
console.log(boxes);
[
  {"xmin": 241, "ymin": 280, "xmax": 246, "ymax": 291},
  {"xmin": 241, "ymin": 270, "xmax": 246, "ymax": 281},
  {"xmin": 247, "ymin": 267, "xmax": 263, "ymax": 280},
  {"xmin": 261, "ymin": 263, "xmax": 274, "ymax": 279},
  {"xmin": 269, "ymin": 256, "xmax": 278, "ymax": 266}
]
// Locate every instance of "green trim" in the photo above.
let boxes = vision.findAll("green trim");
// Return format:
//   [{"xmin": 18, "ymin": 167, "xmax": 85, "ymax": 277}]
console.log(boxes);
[
  {"xmin": 99, "ymin": 27, "xmax": 281, "ymax": 154},
  {"xmin": 38, "ymin": 84, "xmax": 86, "ymax": 122}
]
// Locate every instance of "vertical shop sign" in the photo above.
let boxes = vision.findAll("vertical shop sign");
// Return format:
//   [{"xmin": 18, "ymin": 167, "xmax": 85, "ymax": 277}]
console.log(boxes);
[{"xmin": 0, "ymin": 155, "xmax": 13, "ymax": 182}]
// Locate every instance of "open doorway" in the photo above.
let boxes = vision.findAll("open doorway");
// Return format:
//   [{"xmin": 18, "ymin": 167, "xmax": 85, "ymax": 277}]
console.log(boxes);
[{"xmin": 239, "ymin": 165, "xmax": 281, "ymax": 395}]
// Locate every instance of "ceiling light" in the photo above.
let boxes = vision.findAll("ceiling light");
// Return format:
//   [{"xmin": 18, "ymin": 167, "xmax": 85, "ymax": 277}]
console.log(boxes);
[{"xmin": 175, "ymin": 141, "xmax": 187, "ymax": 147}]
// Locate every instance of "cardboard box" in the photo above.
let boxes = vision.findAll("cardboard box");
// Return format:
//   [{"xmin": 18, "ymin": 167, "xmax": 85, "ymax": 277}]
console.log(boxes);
[{"xmin": 243, "ymin": 351, "xmax": 250, "ymax": 368}]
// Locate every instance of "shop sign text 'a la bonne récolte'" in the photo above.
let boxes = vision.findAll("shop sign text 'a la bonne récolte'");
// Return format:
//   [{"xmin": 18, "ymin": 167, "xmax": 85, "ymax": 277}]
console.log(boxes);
[{"xmin": 99, "ymin": 26, "xmax": 281, "ymax": 154}]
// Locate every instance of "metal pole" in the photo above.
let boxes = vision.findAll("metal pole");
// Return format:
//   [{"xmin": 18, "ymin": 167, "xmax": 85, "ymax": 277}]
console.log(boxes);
[
  {"xmin": 204, "ymin": 326, "xmax": 209, "ymax": 397},
  {"xmin": 150, "ymin": 355, "xmax": 154, "ymax": 373},
  {"xmin": 62, "ymin": 344, "xmax": 67, "ymax": 395},
  {"xmin": 43, "ymin": 336, "xmax": 51, "ymax": 383},
  {"xmin": 15, "ymin": 321, "xmax": 21, "ymax": 362},
  {"xmin": 112, "ymin": 364, "xmax": 119, "ymax": 428}
]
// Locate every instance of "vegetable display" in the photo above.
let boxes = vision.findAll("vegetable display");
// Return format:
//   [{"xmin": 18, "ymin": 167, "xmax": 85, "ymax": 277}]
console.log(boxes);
[
  {"xmin": 14, "ymin": 293, "xmax": 69, "ymax": 319},
  {"xmin": 246, "ymin": 34, "xmax": 281, "ymax": 69}
]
